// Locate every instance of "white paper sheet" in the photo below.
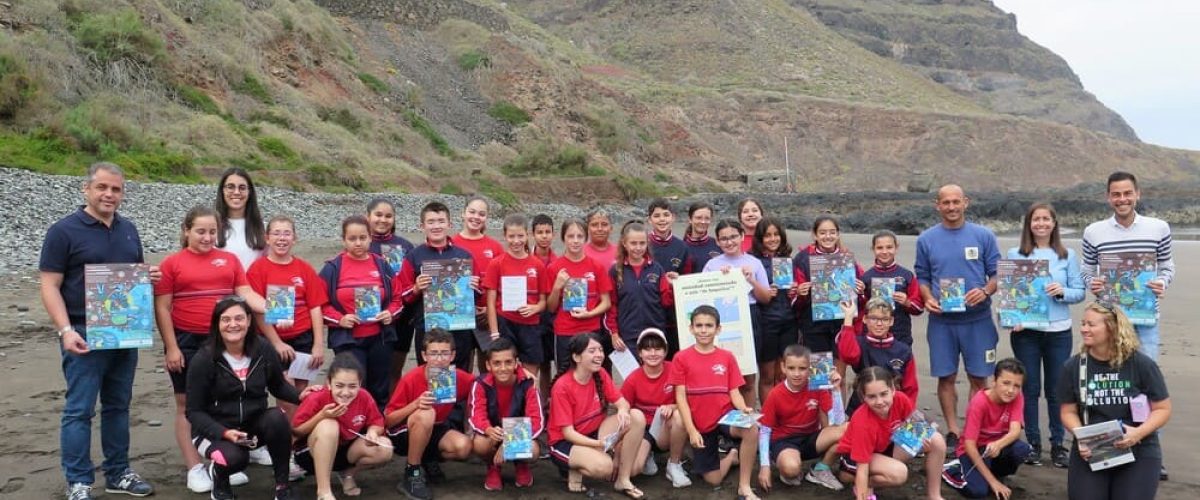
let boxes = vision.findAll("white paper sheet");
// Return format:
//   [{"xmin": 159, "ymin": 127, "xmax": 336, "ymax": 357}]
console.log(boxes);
[
  {"xmin": 609, "ymin": 347, "xmax": 640, "ymax": 379},
  {"xmin": 501, "ymin": 276, "xmax": 527, "ymax": 312},
  {"xmin": 287, "ymin": 352, "xmax": 320, "ymax": 381}
]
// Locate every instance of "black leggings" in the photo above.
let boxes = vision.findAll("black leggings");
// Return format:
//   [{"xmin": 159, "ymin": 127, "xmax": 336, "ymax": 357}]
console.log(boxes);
[
  {"xmin": 1067, "ymin": 447, "xmax": 1161, "ymax": 500},
  {"xmin": 193, "ymin": 408, "xmax": 293, "ymax": 489}
]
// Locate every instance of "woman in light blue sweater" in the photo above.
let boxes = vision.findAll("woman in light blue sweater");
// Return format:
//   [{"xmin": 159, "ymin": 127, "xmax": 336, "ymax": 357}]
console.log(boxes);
[{"xmin": 1006, "ymin": 202, "xmax": 1084, "ymax": 468}]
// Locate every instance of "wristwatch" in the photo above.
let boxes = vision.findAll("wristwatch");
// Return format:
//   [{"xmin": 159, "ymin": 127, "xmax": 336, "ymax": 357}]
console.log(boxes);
[{"xmin": 57, "ymin": 325, "xmax": 75, "ymax": 337}]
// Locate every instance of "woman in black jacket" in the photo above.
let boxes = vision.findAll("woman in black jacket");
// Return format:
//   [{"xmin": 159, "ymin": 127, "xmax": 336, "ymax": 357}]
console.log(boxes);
[{"xmin": 187, "ymin": 296, "xmax": 316, "ymax": 500}]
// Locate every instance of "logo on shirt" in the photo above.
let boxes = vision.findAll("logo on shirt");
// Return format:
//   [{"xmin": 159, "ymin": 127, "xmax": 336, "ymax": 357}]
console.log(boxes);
[
  {"xmin": 370, "ymin": 270, "xmax": 380, "ymax": 278},
  {"xmin": 526, "ymin": 268, "xmax": 539, "ymax": 278},
  {"xmin": 708, "ymin": 251, "xmax": 720, "ymax": 258},
  {"xmin": 999, "ymin": 410, "xmax": 1011, "ymax": 425},
  {"xmin": 671, "ymin": 257, "xmax": 682, "ymax": 268},
  {"xmin": 583, "ymin": 272, "xmax": 596, "ymax": 281},
  {"xmin": 663, "ymin": 384, "xmax": 675, "ymax": 394},
  {"xmin": 712, "ymin": 363, "xmax": 727, "ymax": 376},
  {"xmin": 484, "ymin": 249, "xmax": 495, "ymax": 259},
  {"xmin": 291, "ymin": 276, "xmax": 305, "ymax": 286},
  {"xmin": 352, "ymin": 414, "xmax": 366, "ymax": 427},
  {"xmin": 806, "ymin": 398, "xmax": 819, "ymax": 410},
  {"xmin": 211, "ymin": 258, "xmax": 228, "ymax": 268},
  {"xmin": 645, "ymin": 272, "xmax": 660, "ymax": 283},
  {"xmin": 889, "ymin": 359, "xmax": 905, "ymax": 372}
]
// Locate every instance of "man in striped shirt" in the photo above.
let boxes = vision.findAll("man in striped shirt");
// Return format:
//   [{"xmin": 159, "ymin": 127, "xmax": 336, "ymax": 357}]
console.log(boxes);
[{"xmin": 1081, "ymin": 171, "xmax": 1174, "ymax": 361}]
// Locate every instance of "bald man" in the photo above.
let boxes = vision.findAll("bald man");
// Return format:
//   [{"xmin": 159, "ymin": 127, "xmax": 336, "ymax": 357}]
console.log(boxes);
[{"xmin": 913, "ymin": 185, "xmax": 1000, "ymax": 450}]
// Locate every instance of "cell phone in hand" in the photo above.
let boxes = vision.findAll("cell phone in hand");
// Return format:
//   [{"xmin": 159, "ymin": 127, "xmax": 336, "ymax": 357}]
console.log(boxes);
[{"xmin": 234, "ymin": 435, "xmax": 258, "ymax": 448}]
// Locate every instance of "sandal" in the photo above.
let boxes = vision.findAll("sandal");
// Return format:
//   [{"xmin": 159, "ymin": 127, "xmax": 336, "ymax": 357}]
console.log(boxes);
[
  {"xmin": 336, "ymin": 473, "xmax": 361, "ymax": 497},
  {"xmin": 567, "ymin": 480, "xmax": 590, "ymax": 494},
  {"xmin": 615, "ymin": 485, "xmax": 645, "ymax": 500},
  {"xmin": 736, "ymin": 491, "xmax": 761, "ymax": 500}
]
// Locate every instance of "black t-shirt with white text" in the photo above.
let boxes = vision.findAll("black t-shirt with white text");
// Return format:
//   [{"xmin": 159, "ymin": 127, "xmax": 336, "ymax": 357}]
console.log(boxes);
[{"xmin": 1056, "ymin": 351, "xmax": 1169, "ymax": 458}]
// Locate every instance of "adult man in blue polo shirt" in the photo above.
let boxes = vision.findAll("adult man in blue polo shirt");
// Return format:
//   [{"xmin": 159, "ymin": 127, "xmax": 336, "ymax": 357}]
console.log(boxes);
[
  {"xmin": 914, "ymin": 184, "xmax": 1000, "ymax": 451},
  {"xmin": 40, "ymin": 163, "xmax": 158, "ymax": 500}
]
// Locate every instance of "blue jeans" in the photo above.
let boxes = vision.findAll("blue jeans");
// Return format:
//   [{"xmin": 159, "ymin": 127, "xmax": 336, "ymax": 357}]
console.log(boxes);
[
  {"xmin": 1010, "ymin": 328, "xmax": 1072, "ymax": 448},
  {"xmin": 60, "ymin": 330, "xmax": 138, "ymax": 485},
  {"xmin": 1135, "ymin": 323, "xmax": 1159, "ymax": 361},
  {"xmin": 957, "ymin": 440, "xmax": 1032, "ymax": 498}
]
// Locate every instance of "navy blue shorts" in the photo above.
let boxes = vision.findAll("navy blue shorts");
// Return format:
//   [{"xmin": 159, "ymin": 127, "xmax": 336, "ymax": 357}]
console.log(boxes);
[
  {"xmin": 295, "ymin": 442, "xmax": 353, "ymax": 473},
  {"xmin": 839, "ymin": 444, "xmax": 894, "ymax": 475},
  {"xmin": 769, "ymin": 432, "xmax": 820, "ymax": 462},
  {"xmin": 499, "ymin": 316, "xmax": 545, "ymax": 365},
  {"xmin": 388, "ymin": 422, "xmax": 455, "ymax": 463},
  {"xmin": 693, "ymin": 425, "xmax": 737, "ymax": 475},
  {"xmin": 927, "ymin": 316, "xmax": 998, "ymax": 378},
  {"xmin": 550, "ymin": 430, "xmax": 598, "ymax": 473},
  {"xmin": 168, "ymin": 330, "xmax": 206, "ymax": 394},
  {"xmin": 284, "ymin": 330, "xmax": 314, "ymax": 355}
]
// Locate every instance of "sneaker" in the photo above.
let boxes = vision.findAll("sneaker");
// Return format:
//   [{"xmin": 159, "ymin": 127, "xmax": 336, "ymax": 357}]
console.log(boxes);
[
  {"xmin": 188, "ymin": 463, "xmax": 213, "ymax": 494},
  {"xmin": 664, "ymin": 461, "xmax": 692, "ymax": 488},
  {"xmin": 105, "ymin": 468, "xmax": 154, "ymax": 497},
  {"xmin": 273, "ymin": 483, "xmax": 293, "ymax": 500},
  {"xmin": 1161, "ymin": 465, "xmax": 1169, "ymax": 481},
  {"xmin": 941, "ymin": 462, "xmax": 966, "ymax": 490},
  {"xmin": 515, "ymin": 462, "xmax": 534, "ymax": 488},
  {"xmin": 230, "ymin": 472, "xmax": 250, "ymax": 486},
  {"xmin": 642, "ymin": 456, "xmax": 659, "ymax": 476},
  {"xmin": 248, "ymin": 447, "xmax": 273, "ymax": 466},
  {"xmin": 424, "ymin": 461, "xmax": 446, "ymax": 484},
  {"xmin": 944, "ymin": 432, "xmax": 959, "ymax": 453},
  {"xmin": 398, "ymin": 466, "xmax": 433, "ymax": 500},
  {"xmin": 1051, "ymin": 445, "xmax": 1070, "ymax": 469},
  {"xmin": 66, "ymin": 483, "xmax": 93, "ymax": 500},
  {"xmin": 210, "ymin": 487, "xmax": 236, "ymax": 500},
  {"xmin": 717, "ymin": 435, "xmax": 734, "ymax": 455},
  {"xmin": 484, "ymin": 464, "xmax": 502, "ymax": 491},
  {"xmin": 804, "ymin": 465, "xmax": 843, "ymax": 491},
  {"xmin": 780, "ymin": 472, "xmax": 804, "ymax": 487},
  {"xmin": 288, "ymin": 456, "xmax": 306, "ymax": 482},
  {"xmin": 209, "ymin": 462, "xmax": 235, "ymax": 500},
  {"xmin": 1025, "ymin": 444, "xmax": 1043, "ymax": 466}
]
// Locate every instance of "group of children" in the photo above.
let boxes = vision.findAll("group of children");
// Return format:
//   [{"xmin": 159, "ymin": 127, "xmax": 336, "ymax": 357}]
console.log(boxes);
[{"xmin": 158, "ymin": 169, "xmax": 1043, "ymax": 500}]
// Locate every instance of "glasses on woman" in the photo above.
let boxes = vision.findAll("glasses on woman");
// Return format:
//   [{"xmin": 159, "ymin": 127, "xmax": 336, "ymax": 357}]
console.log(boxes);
[{"xmin": 223, "ymin": 183, "xmax": 250, "ymax": 193}]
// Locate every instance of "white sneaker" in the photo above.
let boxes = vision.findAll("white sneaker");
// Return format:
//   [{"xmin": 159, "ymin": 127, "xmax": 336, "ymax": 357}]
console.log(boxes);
[
  {"xmin": 664, "ymin": 461, "xmax": 692, "ymax": 488},
  {"xmin": 642, "ymin": 456, "xmax": 659, "ymax": 476},
  {"xmin": 230, "ymin": 472, "xmax": 249, "ymax": 486},
  {"xmin": 779, "ymin": 472, "xmax": 804, "ymax": 486},
  {"xmin": 288, "ymin": 456, "xmax": 306, "ymax": 482},
  {"xmin": 187, "ymin": 463, "xmax": 213, "ymax": 493},
  {"xmin": 804, "ymin": 466, "xmax": 844, "ymax": 491},
  {"xmin": 248, "ymin": 447, "xmax": 273, "ymax": 466}
]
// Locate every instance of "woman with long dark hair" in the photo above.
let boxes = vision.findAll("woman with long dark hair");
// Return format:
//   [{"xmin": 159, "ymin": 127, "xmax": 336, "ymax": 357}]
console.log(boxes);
[{"xmin": 215, "ymin": 167, "xmax": 266, "ymax": 271}]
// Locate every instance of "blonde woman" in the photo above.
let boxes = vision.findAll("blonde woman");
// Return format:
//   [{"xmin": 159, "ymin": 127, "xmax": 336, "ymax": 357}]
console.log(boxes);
[{"xmin": 1058, "ymin": 303, "xmax": 1171, "ymax": 500}]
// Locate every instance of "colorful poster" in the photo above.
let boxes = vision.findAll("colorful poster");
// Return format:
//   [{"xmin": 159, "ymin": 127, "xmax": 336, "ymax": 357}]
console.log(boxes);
[
  {"xmin": 891, "ymin": 410, "xmax": 937, "ymax": 456},
  {"xmin": 426, "ymin": 366, "xmax": 457, "ymax": 404},
  {"xmin": 265, "ymin": 285, "xmax": 295, "ymax": 324},
  {"xmin": 870, "ymin": 277, "xmax": 897, "ymax": 309},
  {"xmin": 771, "ymin": 258, "xmax": 794, "ymax": 289},
  {"xmin": 996, "ymin": 259, "xmax": 1051, "ymax": 329},
  {"xmin": 938, "ymin": 277, "xmax": 966, "ymax": 313},
  {"xmin": 1098, "ymin": 252, "xmax": 1158, "ymax": 326},
  {"xmin": 1073, "ymin": 419, "xmax": 1135, "ymax": 471},
  {"xmin": 810, "ymin": 252, "xmax": 857, "ymax": 321},
  {"xmin": 354, "ymin": 286, "xmax": 380, "ymax": 321},
  {"xmin": 563, "ymin": 278, "xmax": 588, "ymax": 311},
  {"xmin": 808, "ymin": 351, "xmax": 836, "ymax": 390},
  {"xmin": 717, "ymin": 409, "xmax": 762, "ymax": 429},
  {"xmin": 502, "ymin": 417, "xmax": 534, "ymax": 461},
  {"xmin": 422, "ymin": 258, "xmax": 476, "ymax": 331},
  {"xmin": 380, "ymin": 244, "xmax": 407, "ymax": 276},
  {"xmin": 84, "ymin": 264, "xmax": 155, "ymax": 349},
  {"xmin": 672, "ymin": 271, "xmax": 758, "ymax": 375}
]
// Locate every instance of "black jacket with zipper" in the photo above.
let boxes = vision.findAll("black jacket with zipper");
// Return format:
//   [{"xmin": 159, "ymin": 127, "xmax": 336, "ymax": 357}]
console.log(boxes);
[{"xmin": 185, "ymin": 338, "xmax": 300, "ymax": 442}]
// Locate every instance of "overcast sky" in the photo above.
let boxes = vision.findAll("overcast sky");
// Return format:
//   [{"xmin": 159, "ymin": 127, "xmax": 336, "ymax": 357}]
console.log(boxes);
[{"xmin": 992, "ymin": 0, "xmax": 1199, "ymax": 151}]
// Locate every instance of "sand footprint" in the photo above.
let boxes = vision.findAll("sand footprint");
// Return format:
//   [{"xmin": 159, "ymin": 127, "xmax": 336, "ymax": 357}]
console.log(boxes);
[{"xmin": 0, "ymin": 476, "xmax": 25, "ymax": 494}]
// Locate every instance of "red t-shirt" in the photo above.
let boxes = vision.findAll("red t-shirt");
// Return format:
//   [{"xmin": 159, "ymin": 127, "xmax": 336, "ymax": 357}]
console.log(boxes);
[
  {"xmin": 155, "ymin": 248, "xmax": 249, "ymax": 333},
  {"xmin": 620, "ymin": 362, "xmax": 675, "ymax": 424},
  {"xmin": 321, "ymin": 255, "xmax": 394, "ymax": 339},
  {"xmin": 760, "ymin": 381, "xmax": 832, "ymax": 439},
  {"xmin": 668, "ymin": 347, "xmax": 743, "ymax": 433},
  {"xmin": 451, "ymin": 234, "xmax": 505, "ymax": 308},
  {"xmin": 958, "ymin": 389, "xmax": 1024, "ymax": 456},
  {"xmin": 584, "ymin": 242, "xmax": 617, "ymax": 272},
  {"xmin": 546, "ymin": 255, "xmax": 614, "ymax": 335},
  {"xmin": 533, "ymin": 247, "xmax": 557, "ymax": 266},
  {"xmin": 548, "ymin": 370, "xmax": 622, "ymax": 445},
  {"xmin": 246, "ymin": 257, "xmax": 328, "ymax": 340},
  {"xmin": 292, "ymin": 387, "xmax": 384, "ymax": 444},
  {"xmin": 483, "ymin": 253, "xmax": 547, "ymax": 326},
  {"xmin": 385, "ymin": 366, "xmax": 474, "ymax": 428},
  {"xmin": 837, "ymin": 391, "xmax": 915, "ymax": 463}
]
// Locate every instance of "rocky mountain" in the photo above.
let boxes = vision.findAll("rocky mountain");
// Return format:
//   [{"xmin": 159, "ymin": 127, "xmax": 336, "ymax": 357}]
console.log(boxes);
[{"xmin": 0, "ymin": 0, "xmax": 1196, "ymax": 205}]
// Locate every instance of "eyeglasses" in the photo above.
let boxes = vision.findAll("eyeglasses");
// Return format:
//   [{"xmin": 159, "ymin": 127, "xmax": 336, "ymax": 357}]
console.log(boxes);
[
  {"xmin": 223, "ymin": 184, "xmax": 250, "ymax": 193},
  {"xmin": 269, "ymin": 231, "xmax": 294, "ymax": 237},
  {"xmin": 717, "ymin": 235, "xmax": 742, "ymax": 243},
  {"xmin": 865, "ymin": 316, "xmax": 890, "ymax": 324},
  {"xmin": 426, "ymin": 351, "xmax": 453, "ymax": 359}
]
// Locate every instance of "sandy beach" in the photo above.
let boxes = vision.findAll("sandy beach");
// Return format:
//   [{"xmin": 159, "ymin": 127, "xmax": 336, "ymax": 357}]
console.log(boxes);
[{"xmin": 2, "ymin": 231, "xmax": 1198, "ymax": 499}]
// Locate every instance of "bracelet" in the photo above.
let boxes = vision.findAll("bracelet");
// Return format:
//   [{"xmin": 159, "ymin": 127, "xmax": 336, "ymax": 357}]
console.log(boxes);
[{"xmin": 57, "ymin": 325, "xmax": 75, "ymax": 337}]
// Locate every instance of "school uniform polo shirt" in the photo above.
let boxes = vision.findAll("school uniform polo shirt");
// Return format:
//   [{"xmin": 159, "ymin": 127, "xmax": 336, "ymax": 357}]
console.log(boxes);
[{"xmin": 39, "ymin": 207, "xmax": 145, "ymax": 325}]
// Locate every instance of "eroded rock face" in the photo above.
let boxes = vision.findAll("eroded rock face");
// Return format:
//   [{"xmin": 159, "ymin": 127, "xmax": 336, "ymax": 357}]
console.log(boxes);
[{"xmin": 793, "ymin": 0, "xmax": 1139, "ymax": 140}]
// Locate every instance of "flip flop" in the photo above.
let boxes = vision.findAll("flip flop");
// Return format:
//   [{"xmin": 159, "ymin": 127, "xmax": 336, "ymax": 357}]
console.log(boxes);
[
  {"xmin": 736, "ymin": 492, "xmax": 761, "ymax": 500},
  {"xmin": 615, "ymin": 485, "xmax": 645, "ymax": 500},
  {"xmin": 336, "ymin": 473, "xmax": 362, "ymax": 497}
]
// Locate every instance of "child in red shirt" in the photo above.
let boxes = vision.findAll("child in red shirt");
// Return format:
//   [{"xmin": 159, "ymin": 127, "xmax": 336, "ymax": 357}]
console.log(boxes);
[
  {"xmin": 671, "ymin": 305, "xmax": 762, "ymax": 500},
  {"xmin": 385, "ymin": 328, "xmax": 474, "ymax": 500},
  {"xmin": 484, "ymin": 214, "xmax": 547, "ymax": 378},
  {"xmin": 292, "ymin": 353, "xmax": 392, "ymax": 499},
  {"xmin": 620, "ymin": 329, "xmax": 690, "ymax": 488},
  {"xmin": 548, "ymin": 333, "xmax": 645, "ymax": 498},
  {"xmin": 837, "ymin": 367, "xmax": 947, "ymax": 500},
  {"xmin": 452, "ymin": 197, "xmax": 506, "ymax": 373},
  {"xmin": 941, "ymin": 358, "xmax": 1031, "ymax": 499},
  {"xmin": 757, "ymin": 345, "xmax": 846, "ymax": 492},
  {"xmin": 547, "ymin": 219, "xmax": 613, "ymax": 370},
  {"xmin": 467, "ymin": 338, "xmax": 544, "ymax": 491}
]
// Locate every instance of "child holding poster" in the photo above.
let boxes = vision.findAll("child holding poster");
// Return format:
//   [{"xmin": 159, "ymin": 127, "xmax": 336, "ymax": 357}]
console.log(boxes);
[
  {"xmin": 757, "ymin": 345, "xmax": 845, "ymax": 492},
  {"xmin": 749, "ymin": 216, "xmax": 799, "ymax": 403},
  {"xmin": 703, "ymin": 219, "xmax": 772, "ymax": 408},
  {"xmin": 319, "ymin": 215, "xmax": 402, "ymax": 409},
  {"xmin": 547, "ymin": 219, "xmax": 614, "ymax": 373},
  {"xmin": 484, "ymin": 214, "xmax": 547, "ymax": 377},
  {"xmin": 861, "ymin": 230, "xmax": 924, "ymax": 346},
  {"xmin": 835, "ymin": 299, "xmax": 919, "ymax": 415},
  {"xmin": 467, "ymin": 338, "xmax": 544, "ymax": 491},
  {"xmin": 792, "ymin": 216, "xmax": 865, "ymax": 354},
  {"xmin": 672, "ymin": 305, "xmax": 762, "ymax": 500},
  {"xmin": 607, "ymin": 221, "xmax": 676, "ymax": 359},
  {"xmin": 365, "ymin": 198, "xmax": 419, "ymax": 393},
  {"xmin": 620, "ymin": 329, "xmax": 691, "ymax": 488}
]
